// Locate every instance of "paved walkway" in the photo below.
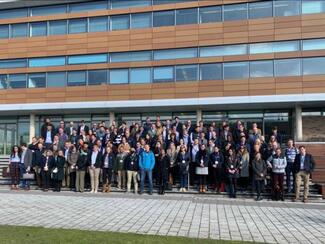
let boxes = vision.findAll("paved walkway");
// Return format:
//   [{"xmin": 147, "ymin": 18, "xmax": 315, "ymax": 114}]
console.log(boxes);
[{"xmin": 0, "ymin": 190, "xmax": 324, "ymax": 244}]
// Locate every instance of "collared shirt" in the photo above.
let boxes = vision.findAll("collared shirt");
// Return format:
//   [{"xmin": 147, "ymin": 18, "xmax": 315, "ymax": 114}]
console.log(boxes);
[
  {"xmin": 104, "ymin": 155, "xmax": 109, "ymax": 168},
  {"xmin": 45, "ymin": 131, "xmax": 52, "ymax": 143},
  {"xmin": 64, "ymin": 149, "xmax": 69, "ymax": 160},
  {"xmin": 300, "ymin": 155, "xmax": 305, "ymax": 170},
  {"xmin": 21, "ymin": 149, "xmax": 26, "ymax": 164},
  {"xmin": 91, "ymin": 151, "xmax": 98, "ymax": 166}
]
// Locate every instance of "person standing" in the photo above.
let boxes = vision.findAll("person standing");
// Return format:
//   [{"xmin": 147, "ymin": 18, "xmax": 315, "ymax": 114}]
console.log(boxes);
[
  {"xmin": 209, "ymin": 145, "xmax": 224, "ymax": 193},
  {"xmin": 40, "ymin": 150, "xmax": 53, "ymax": 191},
  {"xmin": 75, "ymin": 143, "xmax": 89, "ymax": 193},
  {"xmin": 67, "ymin": 145, "xmax": 79, "ymax": 191},
  {"xmin": 177, "ymin": 145, "xmax": 190, "ymax": 192},
  {"xmin": 52, "ymin": 150, "xmax": 65, "ymax": 192},
  {"xmin": 115, "ymin": 145, "xmax": 128, "ymax": 190},
  {"xmin": 20, "ymin": 143, "xmax": 33, "ymax": 190},
  {"xmin": 252, "ymin": 153, "xmax": 267, "ymax": 201},
  {"xmin": 225, "ymin": 148, "xmax": 240, "ymax": 198},
  {"xmin": 267, "ymin": 148, "xmax": 287, "ymax": 201},
  {"xmin": 285, "ymin": 139, "xmax": 299, "ymax": 193},
  {"xmin": 293, "ymin": 146, "xmax": 316, "ymax": 203},
  {"xmin": 102, "ymin": 146, "xmax": 115, "ymax": 193},
  {"xmin": 125, "ymin": 148, "xmax": 139, "ymax": 194},
  {"xmin": 88, "ymin": 144, "xmax": 102, "ymax": 193},
  {"xmin": 32, "ymin": 142, "xmax": 44, "ymax": 189},
  {"xmin": 9, "ymin": 146, "xmax": 21, "ymax": 190},
  {"xmin": 139, "ymin": 144, "xmax": 155, "ymax": 195},
  {"xmin": 195, "ymin": 144, "xmax": 209, "ymax": 193},
  {"xmin": 156, "ymin": 149, "xmax": 169, "ymax": 195},
  {"xmin": 237, "ymin": 146, "xmax": 250, "ymax": 192}
]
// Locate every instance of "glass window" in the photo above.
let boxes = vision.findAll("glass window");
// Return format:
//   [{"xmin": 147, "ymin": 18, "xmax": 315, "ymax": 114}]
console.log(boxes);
[
  {"xmin": 30, "ymin": 22, "xmax": 47, "ymax": 37},
  {"xmin": 302, "ymin": 0, "xmax": 325, "ymax": 14},
  {"xmin": 47, "ymin": 72, "xmax": 66, "ymax": 87},
  {"xmin": 68, "ymin": 54, "xmax": 108, "ymax": 65},
  {"xmin": 274, "ymin": 0, "xmax": 301, "ymax": 17},
  {"xmin": 303, "ymin": 39, "xmax": 325, "ymax": 51},
  {"xmin": 176, "ymin": 8, "xmax": 198, "ymax": 25},
  {"xmin": 0, "ymin": 8, "xmax": 28, "ymax": 19},
  {"xmin": 29, "ymin": 57, "xmax": 66, "ymax": 67},
  {"xmin": 153, "ymin": 66, "xmax": 174, "ymax": 83},
  {"xmin": 176, "ymin": 65, "xmax": 198, "ymax": 81},
  {"xmin": 49, "ymin": 20, "xmax": 67, "ymax": 35},
  {"xmin": 68, "ymin": 18, "xmax": 87, "ymax": 34},
  {"xmin": 111, "ymin": 15, "xmax": 130, "ymax": 31},
  {"xmin": 154, "ymin": 48, "xmax": 197, "ymax": 60},
  {"xmin": 250, "ymin": 60, "xmax": 274, "ymax": 77},
  {"xmin": 199, "ymin": 6, "xmax": 222, "ymax": 24},
  {"xmin": 0, "ymin": 25, "xmax": 9, "ymax": 39},
  {"xmin": 200, "ymin": 44, "xmax": 247, "ymax": 57},
  {"xmin": 251, "ymin": 42, "xmax": 276, "ymax": 55},
  {"xmin": 274, "ymin": 59, "xmax": 301, "ymax": 77},
  {"xmin": 224, "ymin": 62, "xmax": 249, "ymax": 80},
  {"xmin": 111, "ymin": 0, "xmax": 151, "ymax": 9},
  {"xmin": 0, "ymin": 59, "xmax": 27, "ymax": 69},
  {"xmin": 110, "ymin": 51, "xmax": 152, "ymax": 62},
  {"xmin": 88, "ymin": 69, "xmax": 108, "ymax": 85},
  {"xmin": 89, "ymin": 16, "xmax": 108, "ymax": 32},
  {"xmin": 28, "ymin": 73, "xmax": 46, "ymax": 88},
  {"xmin": 223, "ymin": 3, "xmax": 248, "ymax": 21},
  {"xmin": 153, "ymin": 0, "xmax": 188, "ymax": 4},
  {"xmin": 153, "ymin": 10, "xmax": 175, "ymax": 27},
  {"xmin": 131, "ymin": 13, "xmax": 152, "ymax": 29},
  {"xmin": 67, "ymin": 71, "xmax": 87, "ymax": 86},
  {"xmin": 303, "ymin": 57, "xmax": 325, "ymax": 75},
  {"xmin": 273, "ymin": 41, "xmax": 300, "ymax": 52},
  {"xmin": 130, "ymin": 68, "xmax": 151, "ymax": 83},
  {"xmin": 200, "ymin": 63, "xmax": 222, "ymax": 80},
  {"xmin": 249, "ymin": 1, "xmax": 273, "ymax": 19},
  {"xmin": 0, "ymin": 74, "xmax": 8, "ymax": 89},
  {"xmin": 69, "ymin": 1, "xmax": 108, "ymax": 12},
  {"xmin": 11, "ymin": 23, "xmax": 28, "ymax": 38},
  {"xmin": 8, "ymin": 74, "xmax": 26, "ymax": 89},
  {"xmin": 109, "ymin": 69, "xmax": 129, "ymax": 84},
  {"xmin": 31, "ymin": 5, "xmax": 66, "ymax": 16}
]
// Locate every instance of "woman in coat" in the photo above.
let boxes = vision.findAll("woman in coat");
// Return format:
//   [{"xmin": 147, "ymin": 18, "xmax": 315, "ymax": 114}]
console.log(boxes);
[
  {"xmin": 225, "ymin": 148, "xmax": 240, "ymax": 198},
  {"xmin": 67, "ymin": 145, "xmax": 79, "ymax": 191},
  {"xmin": 9, "ymin": 145, "xmax": 21, "ymax": 190},
  {"xmin": 252, "ymin": 152, "xmax": 267, "ymax": 201},
  {"xmin": 52, "ymin": 150, "xmax": 66, "ymax": 192},
  {"xmin": 237, "ymin": 146, "xmax": 250, "ymax": 192},
  {"xmin": 177, "ymin": 145, "xmax": 190, "ymax": 192},
  {"xmin": 167, "ymin": 142, "xmax": 178, "ymax": 187},
  {"xmin": 156, "ymin": 149, "xmax": 170, "ymax": 195},
  {"xmin": 195, "ymin": 144, "xmax": 209, "ymax": 193},
  {"xmin": 40, "ymin": 150, "xmax": 54, "ymax": 191},
  {"xmin": 209, "ymin": 145, "xmax": 224, "ymax": 193},
  {"xmin": 75, "ymin": 143, "xmax": 89, "ymax": 193},
  {"xmin": 101, "ymin": 146, "xmax": 115, "ymax": 193}
]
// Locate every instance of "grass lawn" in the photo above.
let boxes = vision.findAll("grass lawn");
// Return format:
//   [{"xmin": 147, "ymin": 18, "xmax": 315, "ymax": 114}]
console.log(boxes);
[{"xmin": 0, "ymin": 225, "xmax": 250, "ymax": 244}]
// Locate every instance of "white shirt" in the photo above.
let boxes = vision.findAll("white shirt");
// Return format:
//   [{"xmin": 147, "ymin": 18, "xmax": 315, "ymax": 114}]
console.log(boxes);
[
  {"xmin": 91, "ymin": 151, "xmax": 98, "ymax": 166},
  {"xmin": 300, "ymin": 155, "xmax": 305, "ymax": 170},
  {"xmin": 45, "ymin": 131, "xmax": 52, "ymax": 143}
]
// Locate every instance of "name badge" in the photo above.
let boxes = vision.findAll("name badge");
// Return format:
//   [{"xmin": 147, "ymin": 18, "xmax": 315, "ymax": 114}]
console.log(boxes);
[
  {"xmin": 215, "ymin": 161, "xmax": 218, "ymax": 165},
  {"xmin": 231, "ymin": 165, "xmax": 234, "ymax": 169},
  {"xmin": 131, "ymin": 161, "xmax": 134, "ymax": 165},
  {"xmin": 182, "ymin": 160, "xmax": 185, "ymax": 164},
  {"xmin": 120, "ymin": 160, "xmax": 123, "ymax": 163},
  {"xmin": 200, "ymin": 159, "xmax": 203, "ymax": 163}
]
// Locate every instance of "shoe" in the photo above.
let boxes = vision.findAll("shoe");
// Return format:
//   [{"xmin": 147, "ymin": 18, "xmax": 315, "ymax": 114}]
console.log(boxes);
[
  {"xmin": 280, "ymin": 196, "xmax": 285, "ymax": 201},
  {"xmin": 94, "ymin": 190, "xmax": 98, "ymax": 193},
  {"xmin": 139, "ymin": 191, "xmax": 143, "ymax": 195},
  {"xmin": 303, "ymin": 198, "xmax": 308, "ymax": 203},
  {"xmin": 179, "ymin": 188, "xmax": 183, "ymax": 192},
  {"xmin": 183, "ymin": 188, "xmax": 187, "ymax": 192},
  {"xmin": 202, "ymin": 187, "xmax": 206, "ymax": 193},
  {"xmin": 149, "ymin": 192, "xmax": 153, "ymax": 195},
  {"xmin": 90, "ymin": 190, "xmax": 94, "ymax": 193},
  {"xmin": 293, "ymin": 198, "xmax": 299, "ymax": 202}
]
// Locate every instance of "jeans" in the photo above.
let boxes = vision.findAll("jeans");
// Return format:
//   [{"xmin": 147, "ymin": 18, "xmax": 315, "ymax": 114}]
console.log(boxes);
[
  {"xmin": 42, "ymin": 170, "xmax": 51, "ymax": 190},
  {"xmin": 255, "ymin": 179, "xmax": 264, "ymax": 198},
  {"xmin": 228, "ymin": 176, "xmax": 237, "ymax": 198},
  {"xmin": 285, "ymin": 162, "xmax": 295, "ymax": 192},
  {"xmin": 19, "ymin": 164, "xmax": 30, "ymax": 188},
  {"xmin": 180, "ymin": 173, "xmax": 188, "ymax": 188},
  {"xmin": 102, "ymin": 168, "xmax": 113, "ymax": 185},
  {"xmin": 140, "ymin": 169, "xmax": 153, "ymax": 193}
]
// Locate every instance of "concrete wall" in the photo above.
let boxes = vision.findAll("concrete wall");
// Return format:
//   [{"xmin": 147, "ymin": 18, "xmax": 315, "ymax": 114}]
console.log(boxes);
[{"xmin": 303, "ymin": 116, "xmax": 325, "ymax": 142}]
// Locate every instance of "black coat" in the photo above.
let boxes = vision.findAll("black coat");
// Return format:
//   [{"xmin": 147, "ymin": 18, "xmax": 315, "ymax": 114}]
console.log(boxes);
[
  {"xmin": 157, "ymin": 155, "xmax": 169, "ymax": 179},
  {"xmin": 294, "ymin": 153, "xmax": 315, "ymax": 174},
  {"xmin": 76, "ymin": 151, "xmax": 89, "ymax": 171},
  {"xmin": 125, "ymin": 153, "xmax": 139, "ymax": 171},
  {"xmin": 252, "ymin": 158, "xmax": 267, "ymax": 180},
  {"xmin": 209, "ymin": 152, "xmax": 224, "ymax": 169},
  {"xmin": 177, "ymin": 152, "xmax": 190, "ymax": 174},
  {"xmin": 225, "ymin": 155, "xmax": 240, "ymax": 178},
  {"xmin": 101, "ymin": 153, "xmax": 115, "ymax": 169},
  {"xmin": 195, "ymin": 150, "xmax": 209, "ymax": 167},
  {"xmin": 52, "ymin": 156, "xmax": 65, "ymax": 181},
  {"xmin": 40, "ymin": 155, "xmax": 54, "ymax": 171},
  {"xmin": 32, "ymin": 149, "xmax": 44, "ymax": 167},
  {"xmin": 88, "ymin": 151, "xmax": 102, "ymax": 168}
]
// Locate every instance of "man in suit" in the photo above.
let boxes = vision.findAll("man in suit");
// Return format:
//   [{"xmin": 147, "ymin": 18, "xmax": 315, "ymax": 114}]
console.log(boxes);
[
  {"xmin": 66, "ymin": 121, "xmax": 76, "ymax": 136},
  {"xmin": 42, "ymin": 125, "xmax": 55, "ymax": 149},
  {"xmin": 78, "ymin": 120, "xmax": 89, "ymax": 135},
  {"xmin": 20, "ymin": 143, "xmax": 33, "ymax": 190},
  {"xmin": 293, "ymin": 145, "xmax": 316, "ymax": 203},
  {"xmin": 173, "ymin": 116, "xmax": 183, "ymax": 137}
]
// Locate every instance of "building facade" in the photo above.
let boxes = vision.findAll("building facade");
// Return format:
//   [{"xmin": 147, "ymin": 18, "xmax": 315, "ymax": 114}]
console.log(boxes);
[{"xmin": 0, "ymin": 0, "xmax": 324, "ymax": 163}]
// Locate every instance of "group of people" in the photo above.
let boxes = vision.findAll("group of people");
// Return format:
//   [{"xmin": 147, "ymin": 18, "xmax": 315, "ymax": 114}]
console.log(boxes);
[{"xmin": 8, "ymin": 116, "xmax": 315, "ymax": 202}]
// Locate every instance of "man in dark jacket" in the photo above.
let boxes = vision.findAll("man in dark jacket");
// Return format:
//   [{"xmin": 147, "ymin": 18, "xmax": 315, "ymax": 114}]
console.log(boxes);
[
  {"xmin": 76, "ymin": 143, "xmax": 89, "ymax": 193},
  {"xmin": 125, "ymin": 148, "xmax": 139, "ymax": 193},
  {"xmin": 20, "ymin": 143, "xmax": 33, "ymax": 190},
  {"xmin": 209, "ymin": 145, "xmax": 224, "ymax": 193},
  {"xmin": 293, "ymin": 145, "xmax": 316, "ymax": 203}
]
